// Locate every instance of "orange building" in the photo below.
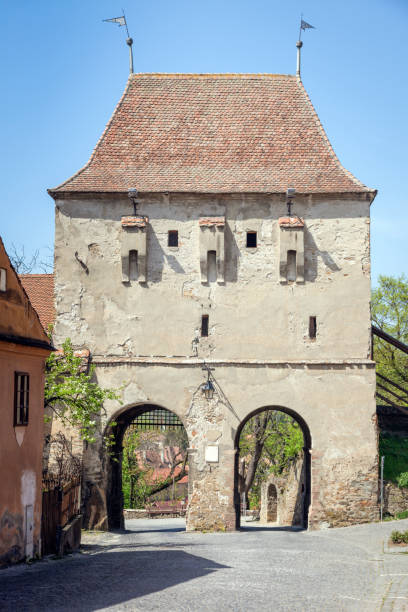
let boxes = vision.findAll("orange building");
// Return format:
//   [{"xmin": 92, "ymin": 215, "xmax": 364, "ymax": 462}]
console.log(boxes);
[{"xmin": 0, "ymin": 238, "xmax": 53, "ymax": 566}]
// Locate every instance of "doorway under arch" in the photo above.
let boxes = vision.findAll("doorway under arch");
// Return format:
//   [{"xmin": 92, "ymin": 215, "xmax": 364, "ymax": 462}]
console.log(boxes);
[
  {"xmin": 105, "ymin": 403, "xmax": 189, "ymax": 530},
  {"xmin": 234, "ymin": 405, "xmax": 311, "ymax": 529},
  {"xmin": 266, "ymin": 484, "xmax": 278, "ymax": 522}
]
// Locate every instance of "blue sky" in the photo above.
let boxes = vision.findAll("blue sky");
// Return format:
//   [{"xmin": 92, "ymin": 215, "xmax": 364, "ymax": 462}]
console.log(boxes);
[{"xmin": 0, "ymin": 0, "xmax": 406, "ymax": 283}]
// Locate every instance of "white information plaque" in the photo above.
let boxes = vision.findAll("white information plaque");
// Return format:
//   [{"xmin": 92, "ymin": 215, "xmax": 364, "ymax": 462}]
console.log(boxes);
[{"xmin": 205, "ymin": 445, "xmax": 219, "ymax": 463}]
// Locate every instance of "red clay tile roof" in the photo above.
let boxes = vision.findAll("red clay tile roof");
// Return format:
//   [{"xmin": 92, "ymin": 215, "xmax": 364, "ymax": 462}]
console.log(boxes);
[
  {"xmin": 19, "ymin": 274, "xmax": 55, "ymax": 332},
  {"xmin": 49, "ymin": 73, "xmax": 373, "ymax": 195},
  {"xmin": 279, "ymin": 216, "xmax": 305, "ymax": 228}
]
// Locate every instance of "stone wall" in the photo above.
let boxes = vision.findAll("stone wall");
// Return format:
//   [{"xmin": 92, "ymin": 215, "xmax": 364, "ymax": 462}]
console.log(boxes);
[
  {"xmin": 54, "ymin": 360, "xmax": 379, "ymax": 532},
  {"xmin": 50, "ymin": 191, "xmax": 378, "ymax": 531},
  {"xmin": 260, "ymin": 454, "xmax": 306, "ymax": 526},
  {"xmin": 383, "ymin": 481, "xmax": 408, "ymax": 516}
]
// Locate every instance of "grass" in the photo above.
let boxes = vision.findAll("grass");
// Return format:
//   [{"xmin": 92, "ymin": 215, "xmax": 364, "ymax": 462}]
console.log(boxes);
[
  {"xmin": 383, "ymin": 510, "xmax": 408, "ymax": 522},
  {"xmin": 379, "ymin": 434, "xmax": 408, "ymax": 484}
]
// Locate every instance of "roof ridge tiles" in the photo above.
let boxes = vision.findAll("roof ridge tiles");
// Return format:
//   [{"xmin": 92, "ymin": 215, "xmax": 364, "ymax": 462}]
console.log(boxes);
[{"xmin": 130, "ymin": 72, "xmax": 295, "ymax": 78}]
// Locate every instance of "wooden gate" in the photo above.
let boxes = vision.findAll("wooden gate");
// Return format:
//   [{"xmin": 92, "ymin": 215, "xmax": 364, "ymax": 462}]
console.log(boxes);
[{"xmin": 41, "ymin": 477, "xmax": 81, "ymax": 555}]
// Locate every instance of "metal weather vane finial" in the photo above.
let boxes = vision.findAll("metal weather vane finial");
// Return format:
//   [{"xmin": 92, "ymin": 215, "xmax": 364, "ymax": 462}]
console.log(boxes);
[
  {"xmin": 296, "ymin": 14, "xmax": 316, "ymax": 79},
  {"xmin": 103, "ymin": 10, "xmax": 134, "ymax": 74},
  {"xmin": 299, "ymin": 14, "xmax": 315, "ymax": 41}
]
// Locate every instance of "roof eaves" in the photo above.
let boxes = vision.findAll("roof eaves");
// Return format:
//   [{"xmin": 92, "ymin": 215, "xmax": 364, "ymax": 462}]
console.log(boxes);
[
  {"xmin": 48, "ymin": 189, "xmax": 378, "ymax": 199},
  {"xmin": 0, "ymin": 236, "xmax": 53, "ymax": 346}
]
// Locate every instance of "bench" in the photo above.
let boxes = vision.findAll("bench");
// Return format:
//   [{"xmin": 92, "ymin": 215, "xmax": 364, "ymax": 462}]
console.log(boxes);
[{"xmin": 146, "ymin": 501, "xmax": 187, "ymax": 518}]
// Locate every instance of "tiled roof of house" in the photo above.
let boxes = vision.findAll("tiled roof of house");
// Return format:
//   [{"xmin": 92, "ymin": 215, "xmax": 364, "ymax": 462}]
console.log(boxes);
[
  {"xmin": 49, "ymin": 73, "xmax": 373, "ymax": 195},
  {"xmin": 0, "ymin": 238, "xmax": 53, "ymax": 349},
  {"xmin": 19, "ymin": 274, "xmax": 55, "ymax": 332}
]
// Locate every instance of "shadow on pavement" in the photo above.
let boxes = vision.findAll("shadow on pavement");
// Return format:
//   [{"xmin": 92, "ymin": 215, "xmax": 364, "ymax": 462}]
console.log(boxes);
[
  {"xmin": 80, "ymin": 541, "xmax": 197, "ymax": 552},
  {"xmin": 121, "ymin": 527, "xmax": 186, "ymax": 534},
  {"xmin": 0, "ymin": 549, "xmax": 229, "ymax": 611},
  {"xmin": 240, "ymin": 525, "xmax": 305, "ymax": 532}
]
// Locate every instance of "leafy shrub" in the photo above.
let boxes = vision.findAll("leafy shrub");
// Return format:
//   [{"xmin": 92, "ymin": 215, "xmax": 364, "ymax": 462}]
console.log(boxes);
[
  {"xmin": 391, "ymin": 530, "xmax": 408, "ymax": 544},
  {"xmin": 397, "ymin": 472, "xmax": 408, "ymax": 488},
  {"xmin": 379, "ymin": 434, "xmax": 408, "ymax": 484},
  {"xmin": 396, "ymin": 510, "xmax": 408, "ymax": 520}
]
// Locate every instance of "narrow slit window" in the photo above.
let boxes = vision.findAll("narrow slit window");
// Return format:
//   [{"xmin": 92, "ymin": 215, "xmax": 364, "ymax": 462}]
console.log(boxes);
[
  {"xmin": 168, "ymin": 230, "xmax": 178, "ymax": 247},
  {"xmin": 309, "ymin": 316, "xmax": 317, "ymax": 340},
  {"xmin": 0, "ymin": 268, "xmax": 6, "ymax": 292},
  {"xmin": 14, "ymin": 373, "xmax": 29, "ymax": 426},
  {"xmin": 201, "ymin": 315, "xmax": 209, "ymax": 337},
  {"xmin": 207, "ymin": 250, "xmax": 217, "ymax": 282},
  {"xmin": 129, "ymin": 250, "xmax": 138, "ymax": 281},
  {"xmin": 287, "ymin": 250, "xmax": 297, "ymax": 282},
  {"xmin": 246, "ymin": 232, "xmax": 257, "ymax": 248}
]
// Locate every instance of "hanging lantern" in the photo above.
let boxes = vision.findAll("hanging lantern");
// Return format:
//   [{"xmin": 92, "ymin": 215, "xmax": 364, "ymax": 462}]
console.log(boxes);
[{"xmin": 202, "ymin": 378, "xmax": 215, "ymax": 400}]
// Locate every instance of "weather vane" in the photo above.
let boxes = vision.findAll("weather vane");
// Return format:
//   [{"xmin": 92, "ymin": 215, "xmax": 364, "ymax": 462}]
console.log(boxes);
[
  {"xmin": 296, "ymin": 15, "xmax": 315, "ymax": 79},
  {"xmin": 103, "ymin": 10, "xmax": 134, "ymax": 74}
]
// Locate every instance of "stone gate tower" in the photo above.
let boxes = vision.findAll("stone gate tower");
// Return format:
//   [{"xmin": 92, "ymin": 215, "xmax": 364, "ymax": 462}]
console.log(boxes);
[{"xmin": 49, "ymin": 73, "xmax": 378, "ymax": 530}]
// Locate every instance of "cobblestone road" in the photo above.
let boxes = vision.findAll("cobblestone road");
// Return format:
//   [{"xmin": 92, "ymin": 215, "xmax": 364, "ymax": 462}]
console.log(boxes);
[{"xmin": 1, "ymin": 518, "xmax": 408, "ymax": 611}]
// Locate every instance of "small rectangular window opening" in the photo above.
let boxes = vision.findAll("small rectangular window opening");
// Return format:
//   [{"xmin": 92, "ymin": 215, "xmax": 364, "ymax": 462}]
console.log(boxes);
[
  {"xmin": 207, "ymin": 250, "xmax": 217, "ymax": 283},
  {"xmin": 0, "ymin": 268, "xmax": 6, "ymax": 292},
  {"xmin": 246, "ymin": 232, "xmax": 257, "ymax": 248},
  {"xmin": 201, "ymin": 315, "xmax": 209, "ymax": 337},
  {"xmin": 168, "ymin": 230, "xmax": 178, "ymax": 247},
  {"xmin": 287, "ymin": 250, "xmax": 297, "ymax": 282},
  {"xmin": 309, "ymin": 316, "xmax": 317, "ymax": 340},
  {"xmin": 14, "ymin": 373, "xmax": 29, "ymax": 426},
  {"xmin": 129, "ymin": 250, "xmax": 138, "ymax": 281}
]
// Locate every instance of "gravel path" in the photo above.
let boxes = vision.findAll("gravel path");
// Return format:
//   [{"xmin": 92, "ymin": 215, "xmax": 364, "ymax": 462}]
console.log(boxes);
[{"xmin": 1, "ymin": 518, "xmax": 408, "ymax": 611}]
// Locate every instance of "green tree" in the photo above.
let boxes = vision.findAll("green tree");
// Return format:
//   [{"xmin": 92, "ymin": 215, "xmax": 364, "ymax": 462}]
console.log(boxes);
[
  {"xmin": 372, "ymin": 274, "xmax": 408, "ymax": 405},
  {"xmin": 122, "ymin": 430, "xmax": 153, "ymax": 508},
  {"xmin": 122, "ymin": 426, "xmax": 189, "ymax": 508},
  {"xmin": 238, "ymin": 411, "xmax": 303, "ymax": 508},
  {"xmin": 45, "ymin": 338, "xmax": 119, "ymax": 443}
]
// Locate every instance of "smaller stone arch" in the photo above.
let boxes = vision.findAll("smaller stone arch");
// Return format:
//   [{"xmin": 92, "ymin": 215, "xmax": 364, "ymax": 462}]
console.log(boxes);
[
  {"xmin": 259, "ymin": 452, "xmax": 306, "ymax": 527},
  {"xmin": 265, "ymin": 483, "xmax": 278, "ymax": 522}
]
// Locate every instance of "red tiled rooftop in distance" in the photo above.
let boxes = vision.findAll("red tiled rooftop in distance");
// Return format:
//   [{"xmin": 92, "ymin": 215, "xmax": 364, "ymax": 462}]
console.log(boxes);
[
  {"xmin": 19, "ymin": 274, "xmax": 55, "ymax": 332},
  {"xmin": 49, "ymin": 73, "xmax": 374, "ymax": 196},
  {"xmin": 146, "ymin": 466, "xmax": 188, "ymax": 486}
]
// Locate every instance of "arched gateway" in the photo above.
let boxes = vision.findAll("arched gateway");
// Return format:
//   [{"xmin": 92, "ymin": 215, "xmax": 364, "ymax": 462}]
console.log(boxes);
[
  {"xmin": 50, "ymin": 72, "xmax": 379, "ymax": 531},
  {"xmin": 106, "ymin": 404, "xmax": 188, "ymax": 530},
  {"xmin": 234, "ymin": 406, "xmax": 311, "ymax": 529}
]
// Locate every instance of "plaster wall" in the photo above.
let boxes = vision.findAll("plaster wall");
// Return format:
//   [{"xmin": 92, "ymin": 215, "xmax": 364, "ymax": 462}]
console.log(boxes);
[
  {"xmin": 52, "ymin": 192, "xmax": 377, "ymax": 531},
  {"xmin": 0, "ymin": 343, "xmax": 48, "ymax": 566},
  {"xmin": 53, "ymin": 193, "xmax": 372, "ymax": 361}
]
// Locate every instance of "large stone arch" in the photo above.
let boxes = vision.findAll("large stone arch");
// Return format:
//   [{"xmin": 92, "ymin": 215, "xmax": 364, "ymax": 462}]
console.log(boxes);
[
  {"xmin": 104, "ymin": 402, "xmax": 190, "ymax": 530},
  {"xmin": 234, "ymin": 405, "xmax": 312, "ymax": 529}
]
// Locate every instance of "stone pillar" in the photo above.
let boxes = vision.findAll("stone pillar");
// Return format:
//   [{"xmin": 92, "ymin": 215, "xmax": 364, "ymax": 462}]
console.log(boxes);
[
  {"xmin": 185, "ymin": 390, "xmax": 236, "ymax": 531},
  {"xmin": 308, "ymin": 448, "xmax": 379, "ymax": 529}
]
